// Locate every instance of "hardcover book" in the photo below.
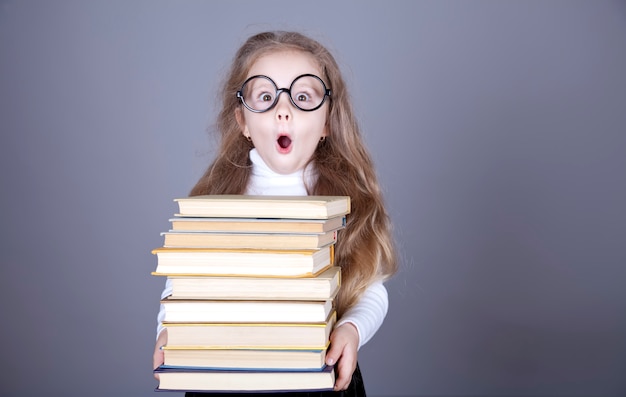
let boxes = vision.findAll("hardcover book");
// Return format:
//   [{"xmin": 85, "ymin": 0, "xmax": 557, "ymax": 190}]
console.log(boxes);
[
  {"xmin": 164, "ymin": 311, "xmax": 337, "ymax": 349},
  {"xmin": 174, "ymin": 195, "xmax": 350, "ymax": 219},
  {"xmin": 169, "ymin": 216, "xmax": 346, "ymax": 234},
  {"xmin": 160, "ymin": 298, "xmax": 334, "ymax": 323},
  {"xmin": 162, "ymin": 347, "xmax": 328, "ymax": 370},
  {"xmin": 163, "ymin": 266, "xmax": 340, "ymax": 301},
  {"xmin": 152, "ymin": 246, "xmax": 333, "ymax": 277},
  {"xmin": 161, "ymin": 229, "xmax": 337, "ymax": 250},
  {"xmin": 154, "ymin": 365, "xmax": 335, "ymax": 392}
]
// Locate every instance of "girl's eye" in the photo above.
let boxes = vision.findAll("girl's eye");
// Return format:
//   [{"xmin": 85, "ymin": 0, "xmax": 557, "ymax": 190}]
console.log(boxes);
[
  {"xmin": 259, "ymin": 93, "xmax": 273, "ymax": 102},
  {"xmin": 295, "ymin": 92, "xmax": 311, "ymax": 102}
]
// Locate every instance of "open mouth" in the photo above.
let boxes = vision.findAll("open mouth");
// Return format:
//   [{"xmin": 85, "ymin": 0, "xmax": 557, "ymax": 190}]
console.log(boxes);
[{"xmin": 277, "ymin": 135, "xmax": 292, "ymax": 149}]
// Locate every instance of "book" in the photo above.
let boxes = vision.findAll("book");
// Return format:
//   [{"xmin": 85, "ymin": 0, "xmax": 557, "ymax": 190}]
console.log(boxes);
[
  {"xmin": 154, "ymin": 365, "xmax": 335, "ymax": 392},
  {"xmin": 161, "ymin": 229, "xmax": 337, "ymax": 249},
  {"xmin": 164, "ymin": 266, "xmax": 341, "ymax": 301},
  {"xmin": 160, "ymin": 298, "xmax": 334, "ymax": 323},
  {"xmin": 162, "ymin": 348, "xmax": 328, "ymax": 370},
  {"xmin": 169, "ymin": 216, "xmax": 346, "ymax": 234},
  {"xmin": 152, "ymin": 246, "xmax": 333, "ymax": 277},
  {"xmin": 164, "ymin": 266, "xmax": 340, "ymax": 300},
  {"xmin": 164, "ymin": 311, "xmax": 337, "ymax": 349},
  {"xmin": 174, "ymin": 195, "xmax": 350, "ymax": 220}
]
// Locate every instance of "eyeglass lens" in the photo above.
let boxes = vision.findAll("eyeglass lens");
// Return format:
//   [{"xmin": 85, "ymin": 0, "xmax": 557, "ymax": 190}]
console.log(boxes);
[{"xmin": 240, "ymin": 75, "xmax": 327, "ymax": 112}]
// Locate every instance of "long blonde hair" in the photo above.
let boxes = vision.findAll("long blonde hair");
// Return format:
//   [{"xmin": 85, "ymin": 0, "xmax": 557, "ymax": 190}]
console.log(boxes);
[{"xmin": 191, "ymin": 31, "xmax": 397, "ymax": 316}]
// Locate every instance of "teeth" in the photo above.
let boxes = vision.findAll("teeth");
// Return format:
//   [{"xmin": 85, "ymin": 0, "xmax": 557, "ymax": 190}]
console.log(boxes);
[{"xmin": 277, "ymin": 136, "xmax": 291, "ymax": 149}]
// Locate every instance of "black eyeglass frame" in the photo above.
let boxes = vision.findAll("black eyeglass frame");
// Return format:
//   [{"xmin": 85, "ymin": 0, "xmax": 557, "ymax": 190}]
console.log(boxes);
[{"xmin": 236, "ymin": 74, "xmax": 332, "ymax": 113}]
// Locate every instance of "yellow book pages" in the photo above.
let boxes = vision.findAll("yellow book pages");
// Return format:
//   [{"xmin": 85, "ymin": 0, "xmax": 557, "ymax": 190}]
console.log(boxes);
[
  {"xmin": 161, "ymin": 230, "xmax": 337, "ymax": 250},
  {"xmin": 162, "ymin": 347, "xmax": 328, "ymax": 370},
  {"xmin": 160, "ymin": 267, "xmax": 340, "ymax": 301},
  {"xmin": 152, "ymin": 247, "xmax": 320, "ymax": 255},
  {"xmin": 155, "ymin": 365, "xmax": 335, "ymax": 392},
  {"xmin": 169, "ymin": 216, "xmax": 346, "ymax": 234},
  {"xmin": 163, "ymin": 312, "xmax": 337, "ymax": 349},
  {"xmin": 174, "ymin": 195, "xmax": 350, "ymax": 219},
  {"xmin": 162, "ymin": 341, "xmax": 331, "ymax": 351},
  {"xmin": 150, "ymin": 263, "xmax": 332, "ymax": 279}
]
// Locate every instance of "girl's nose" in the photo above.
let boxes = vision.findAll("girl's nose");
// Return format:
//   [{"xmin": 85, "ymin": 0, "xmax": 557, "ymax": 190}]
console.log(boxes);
[{"xmin": 275, "ymin": 92, "xmax": 292, "ymax": 121}]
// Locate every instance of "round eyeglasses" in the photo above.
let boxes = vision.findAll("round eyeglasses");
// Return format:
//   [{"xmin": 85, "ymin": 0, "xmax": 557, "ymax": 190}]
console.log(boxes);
[{"xmin": 236, "ymin": 74, "xmax": 331, "ymax": 113}]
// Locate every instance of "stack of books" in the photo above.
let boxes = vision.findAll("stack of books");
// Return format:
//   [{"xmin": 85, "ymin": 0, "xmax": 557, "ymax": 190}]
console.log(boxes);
[{"xmin": 152, "ymin": 195, "xmax": 350, "ymax": 393}]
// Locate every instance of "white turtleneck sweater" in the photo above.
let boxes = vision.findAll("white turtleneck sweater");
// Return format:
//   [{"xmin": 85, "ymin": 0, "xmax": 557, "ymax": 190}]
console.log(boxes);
[{"xmin": 157, "ymin": 149, "xmax": 389, "ymax": 349}]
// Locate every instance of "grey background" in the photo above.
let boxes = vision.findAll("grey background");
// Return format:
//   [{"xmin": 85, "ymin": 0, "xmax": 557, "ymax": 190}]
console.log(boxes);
[{"xmin": 1, "ymin": 1, "xmax": 625, "ymax": 396}]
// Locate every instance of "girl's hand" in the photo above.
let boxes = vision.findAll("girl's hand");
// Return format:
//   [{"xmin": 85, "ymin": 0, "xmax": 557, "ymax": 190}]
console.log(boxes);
[
  {"xmin": 153, "ymin": 329, "xmax": 168, "ymax": 379},
  {"xmin": 325, "ymin": 322, "xmax": 359, "ymax": 391}
]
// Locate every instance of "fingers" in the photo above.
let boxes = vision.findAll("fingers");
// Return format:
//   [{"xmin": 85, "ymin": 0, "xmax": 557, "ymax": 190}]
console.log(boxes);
[
  {"xmin": 153, "ymin": 330, "xmax": 168, "ymax": 367},
  {"xmin": 325, "ymin": 341, "xmax": 341, "ymax": 367},
  {"xmin": 325, "ymin": 322, "xmax": 358, "ymax": 366},
  {"xmin": 153, "ymin": 344, "xmax": 164, "ymax": 380},
  {"xmin": 153, "ymin": 330, "xmax": 168, "ymax": 380},
  {"xmin": 334, "ymin": 358, "xmax": 355, "ymax": 391},
  {"xmin": 326, "ymin": 323, "xmax": 359, "ymax": 391},
  {"xmin": 332, "ymin": 345, "xmax": 357, "ymax": 391},
  {"xmin": 153, "ymin": 345, "xmax": 164, "ymax": 369}
]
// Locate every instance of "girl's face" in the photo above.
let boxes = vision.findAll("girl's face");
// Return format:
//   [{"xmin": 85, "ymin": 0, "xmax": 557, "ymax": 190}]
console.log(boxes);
[{"xmin": 236, "ymin": 50, "xmax": 328, "ymax": 175}]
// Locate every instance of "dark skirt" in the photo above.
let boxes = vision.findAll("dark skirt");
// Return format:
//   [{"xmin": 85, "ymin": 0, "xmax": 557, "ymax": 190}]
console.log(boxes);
[{"xmin": 184, "ymin": 363, "xmax": 366, "ymax": 397}]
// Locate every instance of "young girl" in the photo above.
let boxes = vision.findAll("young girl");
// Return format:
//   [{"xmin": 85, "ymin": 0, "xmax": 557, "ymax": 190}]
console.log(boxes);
[{"xmin": 153, "ymin": 30, "xmax": 397, "ymax": 396}]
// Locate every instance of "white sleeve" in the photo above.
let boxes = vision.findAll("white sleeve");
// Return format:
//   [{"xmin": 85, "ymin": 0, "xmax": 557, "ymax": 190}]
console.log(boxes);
[
  {"xmin": 156, "ymin": 278, "xmax": 173, "ymax": 339},
  {"xmin": 334, "ymin": 279, "xmax": 389, "ymax": 350}
]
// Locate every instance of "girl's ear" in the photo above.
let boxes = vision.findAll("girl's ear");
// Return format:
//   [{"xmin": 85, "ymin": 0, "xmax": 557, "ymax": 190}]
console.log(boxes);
[{"xmin": 235, "ymin": 107, "xmax": 250, "ymax": 139}]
